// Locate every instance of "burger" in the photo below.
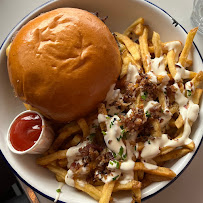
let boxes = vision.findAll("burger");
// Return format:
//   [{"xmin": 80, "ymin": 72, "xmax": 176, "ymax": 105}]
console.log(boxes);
[{"xmin": 7, "ymin": 8, "xmax": 121, "ymax": 122}]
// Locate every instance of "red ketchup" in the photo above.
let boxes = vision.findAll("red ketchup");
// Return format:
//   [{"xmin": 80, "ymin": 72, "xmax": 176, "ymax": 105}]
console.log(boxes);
[{"xmin": 10, "ymin": 112, "xmax": 42, "ymax": 151}]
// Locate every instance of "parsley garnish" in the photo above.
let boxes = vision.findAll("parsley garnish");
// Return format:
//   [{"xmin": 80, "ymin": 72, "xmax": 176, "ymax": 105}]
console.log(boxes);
[
  {"xmin": 56, "ymin": 189, "xmax": 61, "ymax": 193},
  {"xmin": 109, "ymin": 161, "xmax": 113, "ymax": 165},
  {"xmin": 110, "ymin": 121, "xmax": 114, "ymax": 128},
  {"xmin": 117, "ymin": 136, "xmax": 122, "ymax": 141},
  {"xmin": 134, "ymin": 146, "xmax": 137, "ymax": 151},
  {"xmin": 187, "ymin": 90, "xmax": 192, "ymax": 97},
  {"xmin": 112, "ymin": 175, "xmax": 119, "ymax": 181},
  {"xmin": 148, "ymin": 140, "xmax": 151, "ymax": 144},
  {"xmin": 112, "ymin": 152, "xmax": 117, "ymax": 158},
  {"xmin": 122, "ymin": 154, "xmax": 127, "ymax": 159},
  {"xmin": 120, "ymin": 125, "xmax": 124, "ymax": 130},
  {"xmin": 141, "ymin": 92, "xmax": 148, "ymax": 100},
  {"xmin": 145, "ymin": 111, "xmax": 151, "ymax": 118},
  {"xmin": 102, "ymin": 131, "xmax": 106, "ymax": 135},
  {"xmin": 118, "ymin": 146, "xmax": 124, "ymax": 157}
]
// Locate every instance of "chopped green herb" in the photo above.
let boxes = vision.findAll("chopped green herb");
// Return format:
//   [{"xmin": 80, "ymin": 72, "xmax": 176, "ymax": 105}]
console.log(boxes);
[
  {"xmin": 141, "ymin": 92, "xmax": 148, "ymax": 100},
  {"xmin": 134, "ymin": 146, "xmax": 137, "ymax": 151},
  {"xmin": 118, "ymin": 146, "xmax": 124, "ymax": 157},
  {"xmin": 113, "ymin": 152, "xmax": 117, "ymax": 158},
  {"xmin": 116, "ymin": 161, "xmax": 120, "ymax": 169},
  {"xmin": 102, "ymin": 131, "xmax": 106, "ymax": 135},
  {"xmin": 120, "ymin": 125, "xmax": 124, "ymax": 130},
  {"xmin": 56, "ymin": 189, "xmax": 61, "ymax": 193},
  {"xmin": 187, "ymin": 90, "xmax": 192, "ymax": 97},
  {"xmin": 109, "ymin": 161, "xmax": 113, "ymax": 165},
  {"xmin": 145, "ymin": 111, "xmax": 151, "ymax": 118},
  {"xmin": 114, "ymin": 113, "xmax": 118, "ymax": 115},
  {"xmin": 112, "ymin": 175, "xmax": 119, "ymax": 181},
  {"xmin": 117, "ymin": 136, "xmax": 122, "ymax": 141},
  {"xmin": 148, "ymin": 140, "xmax": 151, "ymax": 144},
  {"xmin": 122, "ymin": 154, "xmax": 127, "ymax": 159},
  {"xmin": 110, "ymin": 121, "xmax": 114, "ymax": 128}
]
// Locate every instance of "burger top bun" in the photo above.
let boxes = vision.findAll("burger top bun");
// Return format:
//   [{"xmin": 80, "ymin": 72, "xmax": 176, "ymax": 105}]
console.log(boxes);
[{"xmin": 7, "ymin": 8, "xmax": 121, "ymax": 122}]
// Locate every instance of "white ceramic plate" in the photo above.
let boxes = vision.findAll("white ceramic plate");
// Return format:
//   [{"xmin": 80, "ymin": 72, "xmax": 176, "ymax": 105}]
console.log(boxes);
[{"xmin": 0, "ymin": 0, "xmax": 202, "ymax": 202}]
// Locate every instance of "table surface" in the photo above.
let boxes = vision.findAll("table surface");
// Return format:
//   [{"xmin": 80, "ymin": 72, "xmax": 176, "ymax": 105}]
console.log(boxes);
[{"xmin": 0, "ymin": 0, "xmax": 202, "ymax": 203}]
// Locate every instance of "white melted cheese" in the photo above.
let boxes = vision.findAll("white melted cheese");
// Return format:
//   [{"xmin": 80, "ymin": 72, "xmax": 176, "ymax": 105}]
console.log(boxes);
[
  {"xmin": 141, "ymin": 83, "xmax": 199, "ymax": 160},
  {"xmin": 126, "ymin": 63, "xmax": 140, "ymax": 84},
  {"xmin": 142, "ymin": 161, "xmax": 158, "ymax": 170},
  {"xmin": 174, "ymin": 63, "xmax": 191, "ymax": 82},
  {"xmin": 95, "ymin": 170, "xmax": 121, "ymax": 183},
  {"xmin": 66, "ymin": 141, "xmax": 88, "ymax": 168},
  {"xmin": 185, "ymin": 81, "xmax": 194, "ymax": 92},
  {"xmin": 151, "ymin": 56, "xmax": 167, "ymax": 76},
  {"xmin": 144, "ymin": 101, "xmax": 159, "ymax": 113},
  {"xmin": 54, "ymin": 182, "xmax": 64, "ymax": 203},
  {"xmin": 147, "ymin": 71, "xmax": 157, "ymax": 84},
  {"xmin": 65, "ymin": 169, "xmax": 74, "ymax": 187},
  {"xmin": 119, "ymin": 141, "xmax": 135, "ymax": 184},
  {"xmin": 160, "ymin": 108, "xmax": 172, "ymax": 127},
  {"xmin": 105, "ymin": 84, "xmax": 122, "ymax": 104},
  {"xmin": 164, "ymin": 41, "xmax": 182, "ymax": 62},
  {"xmin": 98, "ymin": 115, "xmax": 126, "ymax": 156}
]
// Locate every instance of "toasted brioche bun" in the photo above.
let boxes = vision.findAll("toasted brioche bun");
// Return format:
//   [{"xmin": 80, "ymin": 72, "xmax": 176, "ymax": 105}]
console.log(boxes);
[{"xmin": 7, "ymin": 8, "xmax": 121, "ymax": 122}]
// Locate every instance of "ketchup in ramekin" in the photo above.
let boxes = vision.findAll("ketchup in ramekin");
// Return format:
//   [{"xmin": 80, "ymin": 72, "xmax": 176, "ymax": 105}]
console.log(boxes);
[
  {"xmin": 7, "ymin": 110, "xmax": 54, "ymax": 154},
  {"xmin": 10, "ymin": 112, "xmax": 42, "ymax": 151}
]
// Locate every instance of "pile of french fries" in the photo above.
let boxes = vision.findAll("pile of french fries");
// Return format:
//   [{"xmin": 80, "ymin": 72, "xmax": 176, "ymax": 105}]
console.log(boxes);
[{"xmin": 36, "ymin": 18, "xmax": 203, "ymax": 203}]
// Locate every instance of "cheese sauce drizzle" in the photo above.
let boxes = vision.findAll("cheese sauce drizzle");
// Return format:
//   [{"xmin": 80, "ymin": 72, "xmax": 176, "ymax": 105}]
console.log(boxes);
[{"xmin": 63, "ymin": 50, "xmax": 200, "ymax": 185}]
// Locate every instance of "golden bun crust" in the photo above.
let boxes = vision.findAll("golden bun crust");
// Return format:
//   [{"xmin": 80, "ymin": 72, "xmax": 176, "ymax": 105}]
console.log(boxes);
[{"xmin": 8, "ymin": 8, "xmax": 121, "ymax": 122}]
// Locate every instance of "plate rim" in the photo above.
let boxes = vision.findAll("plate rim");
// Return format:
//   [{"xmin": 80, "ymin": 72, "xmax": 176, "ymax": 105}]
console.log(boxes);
[{"xmin": 0, "ymin": 0, "xmax": 202, "ymax": 202}]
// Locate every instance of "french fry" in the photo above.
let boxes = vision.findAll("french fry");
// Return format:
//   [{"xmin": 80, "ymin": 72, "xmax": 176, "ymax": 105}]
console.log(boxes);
[
  {"xmin": 139, "ymin": 26, "xmax": 151, "ymax": 73},
  {"xmin": 37, "ymin": 150, "xmax": 67, "ymax": 166},
  {"xmin": 132, "ymin": 171, "xmax": 142, "ymax": 203},
  {"xmin": 133, "ymin": 23, "xmax": 144, "ymax": 36},
  {"xmin": 167, "ymin": 50, "xmax": 177, "ymax": 79},
  {"xmin": 75, "ymin": 180, "xmax": 102, "ymax": 201},
  {"xmin": 124, "ymin": 17, "xmax": 144, "ymax": 36},
  {"xmin": 48, "ymin": 122, "xmax": 81, "ymax": 153},
  {"xmin": 63, "ymin": 134, "xmax": 82, "ymax": 149},
  {"xmin": 58, "ymin": 158, "xmax": 68, "ymax": 168},
  {"xmin": 46, "ymin": 164, "xmax": 67, "ymax": 180},
  {"xmin": 6, "ymin": 43, "xmax": 12, "ymax": 57},
  {"xmin": 192, "ymin": 88, "xmax": 203, "ymax": 104},
  {"xmin": 154, "ymin": 148, "xmax": 192, "ymax": 164},
  {"xmin": 144, "ymin": 173, "xmax": 173, "ymax": 182},
  {"xmin": 120, "ymin": 49, "xmax": 135, "ymax": 78},
  {"xmin": 151, "ymin": 119, "xmax": 162, "ymax": 137},
  {"xmin": 190, "ymin": 71, "xmax": 203, "ymax": 88},
  {"xmin": 134, "ymin": 162, "xmax": 176, "ymax": 178},
  {"xmin": 56, "ymin": 174, "xmax": 65, "ymax": 183},
  {"xmin": 184, "ymin": 141, "xmax": 195, "ymax": 151},
  {"xmin": 115, "ymin": 32, "xmax": 141, "ymax": 61},
  {"xmin": 77, "ymin": 118, "xmax": 89, "ymax": 138},
  {"xmin": 179, "ymin": 27, "xmax": 198, "ymax": 66},
  {"xmin": 114, "ymin": 180, "xmax": 141, "ymax": 192},
  {"xmin": 175, "ymin": 115, "xmax": 184, "ymax": 129},
  {"xmin": 152, "ymin": 31, "xmax": 163, "ymax": 58},
  {"xmin": 98, "ymin": 103, "xmax": 107, "ymax": 131},
  {"xmin": 99, "ymin": 181, "xmax": 115, "ymax": 203}
]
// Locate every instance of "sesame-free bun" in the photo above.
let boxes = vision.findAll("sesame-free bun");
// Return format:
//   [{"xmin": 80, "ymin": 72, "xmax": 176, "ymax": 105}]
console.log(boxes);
[{"xmin": 7, "ymin": 8, "xmax": 121, "ymax": 122}]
